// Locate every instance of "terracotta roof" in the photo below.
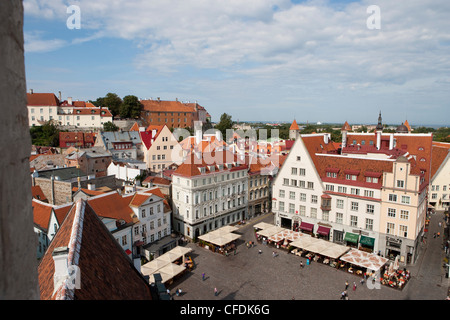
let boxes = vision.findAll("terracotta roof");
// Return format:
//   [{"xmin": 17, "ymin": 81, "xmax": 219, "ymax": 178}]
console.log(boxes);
[
  {"xmin": 141, "ymin": 99, "xmax": 196, "ymax": 113},
  {"xmin": 142, "ymin": 176, "xmax": 171, "ymax": 186},
  {"xmin": 431, "ymin": 145, "xmax": 450, "ymax": 179},
  {"xmin": 31, "ymin": 185, "xmax": 47, "ymax": 202},
  {"xmin": 129, "ymin": 122, "xmax": 140, "ymax": 131},
  {"xmin": 129, "ymin": 193, "xmax": 152, "ymax": 207},
  {"xmin": 290, "ymin": 120, "xmax": 299, "ymax": 131},
  {"xmin": 72, "ymin": 107, "xmax": 113, "ymax": 117},
  {"xmin": 173, "ymin": 150, "xmax": 246, "ymax": 177},
  {"xmin": 27, "ymin": 93, "xmax": 60, "ymax": 106},
  {"xmin": 72, "ymin": 187, "xmax": 107, "ymax": 196},
  {"xmin": 86, "ymin": 192, "xmax": 134, "ymax": 223},
  {"xmin": 32, "ymin": 199, "xmax": 73, "ymax": 231},
  {"xmin": 38, "ymin": 200, "xmax": 153, "ymax": 300}
]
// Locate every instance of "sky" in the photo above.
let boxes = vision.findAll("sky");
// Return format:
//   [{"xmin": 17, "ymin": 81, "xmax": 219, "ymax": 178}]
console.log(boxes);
[{"xmin": 23, "ymin": 0, "xmax": 450, "ymax": 126}]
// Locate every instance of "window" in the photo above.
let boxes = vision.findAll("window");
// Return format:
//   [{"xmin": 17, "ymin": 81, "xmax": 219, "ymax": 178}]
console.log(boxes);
[
  {"xmin": 310, "ymin": 208, "xmax": 317, "ymax": 218},
  {"xmin": 388, "ymin": 194, "xmax": 397, "ymax": 202},
  {"xmin": 400, "ymin": 210, "xmax": 409, "ymax": 220},
  {"xmin": 326, "ymin": 172, "xmax": 337, "ymax": 178},
  {"xmin": 141, "ymin": 208, "xmax": 146, "ymax": 218},
  {"xmin": 289, "ymin": 191, "xmax": 295, "ymax": 200},
  {"xmin": 300, "ymin": 193, "xmax": 306, "ymax": 202},
  {"xmin": 365, "ymin": 218, "xmax": 373, "ymax": 231},
  {"xmin": 401, "ymin": 196, "xmax": 410, "ymax": 204},
  {"xmin": 289, "ymin": 203, "xmax": 295, "ymax": 214},
  {"xmin": 388, "ymin": 208, "xmax": 396, "ymax": 218},
  {"xmin": 299, "ymin": 205, "xmax": 306, "ymax": 216},
  {"xmin": 326, "ymin": 184, "xmax": 334, "ymax": 191},
  {"xmin": 336, "ymin": 212, "xmax": 343, "ymax": 224},
  {"xmin": 336, "ymin": 199, "xmax": 344, "ymax": 209},
  {"xmin": 364, "ymin": 190, "xmax": 374, "ymax": 198},
  {"xmin": 366, "ymin": 204, "xmax": 374, "ymax": 214},
  {"xmin": 291, "ymin": 167, "xmax": 297, "ymax": 175},
  {"xmin": 350, "ymin": 215, "xmax": 358, "ymax": 227},
  {"xmin": 351, "ymin": 202, "xmax": 358, "ymax": 211},
  {"xmin": 311, "ymin": 195, "xmax": 318, "ymax": 204},
  {"xmin": 279, "ymin": 201, "xmax": 285, "ymax": 212},
  {"xmin": 122, "ymin": 235, "xmax": 127, "ymax": 246},
  {"xmin": 386, "ymin": 223, "xmax": 395, "ymax": 235},
  {"xmin": 299, "ymin": 168, "xmax": 306, "ymax": 176},
  {"xmin": 279, "ymin": 190, "xmax": 285, "ymax": 198},
  {"xmin": 283, "ymin": 178, "xmax": 289, "ymax": 185},
  {"xmin": 350, "ymin": 188, "xmax": 360, "ymax": 195},
  {"xmin": 397, "ymin": 180, "xmax": 405, "ymax": 188},
  {"xmin": 291, "ymin": 179, "xmax": 297, "ymax": 187},
  {"xmin": 399, "ymin": 225, "xmax": 408, "ymax": 237},
  {"xmin": 299, "ymin": 180, "xmax": 306, "ymax": 188},
  {"xmin": 338, "ymin": 186, "xmax": 347, "ymax": 193},
  {"xmin": 307, "ymin": 181, "xmax": 314, "ymax": 189},
  {"xmin": 296, "ymin": 156, "xmax": 301, "ymax": 161}
]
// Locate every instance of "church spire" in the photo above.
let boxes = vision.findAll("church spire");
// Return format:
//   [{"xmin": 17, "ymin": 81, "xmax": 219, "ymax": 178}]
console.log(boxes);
[{"xmin": 376, "ymin": 111, "xmax": 383, "ymax": 131}]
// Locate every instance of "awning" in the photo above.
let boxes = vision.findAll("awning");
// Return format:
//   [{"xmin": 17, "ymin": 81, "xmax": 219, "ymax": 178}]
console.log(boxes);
[
  {"xmin": 317, "ymin": 226, "xmax": 330, "ymax": 236},
  {"xmin": 344, "ymin": 232, "xmax": 359, "ymax": 244},
  {"xmin": 300, "ymin": 222, "xmax": 314, "ymax": 232},
  {"xmin": 360, "ymin": 235, "xmax": 375, "ymax": 247}
]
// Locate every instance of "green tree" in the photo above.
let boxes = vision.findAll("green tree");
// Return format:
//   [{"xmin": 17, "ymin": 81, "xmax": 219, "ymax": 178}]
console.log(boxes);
[
  {"xmin": 119, "ymin": 95, "xmax": 142, "ymax": 119},
  {"xmin": 103, "ymin": 121, "xmax": 119, "ymax": 132},
  {"xmin": 93, "ymin": 93, "xmax": 122, "ymax": 117},
  {"xmin": 215, "ymin": 113, "xmax": 233, "ymax": 140},
  {"xmin": 29, "ymin": 121, "xmax": 60, "ymax": 147}
]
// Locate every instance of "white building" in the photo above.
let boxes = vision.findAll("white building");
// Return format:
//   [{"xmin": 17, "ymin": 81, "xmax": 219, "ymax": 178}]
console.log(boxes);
[
  {"xmin": 125, "ymin": 187, "xmax": 172, "ymax": 259},
  {"xmin": 107, "ymin": 160, "xmax": 147, "ymax": 183},
  {"xmin": 171, "ymin": 150, "xmax": 248, "ymax": 240},
  {"xmin": 429, "ymin": 143, "xmax": 450, "ymax": 211},
  {"xmin": 27, "ymin": 92, "xmax": 113, "ymax": 128}
]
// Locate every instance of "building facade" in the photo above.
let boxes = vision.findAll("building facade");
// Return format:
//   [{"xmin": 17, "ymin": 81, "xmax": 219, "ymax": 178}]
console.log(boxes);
[{"xmin": 171, "ymin": 151, "xmax": 248, "ymax": 240}]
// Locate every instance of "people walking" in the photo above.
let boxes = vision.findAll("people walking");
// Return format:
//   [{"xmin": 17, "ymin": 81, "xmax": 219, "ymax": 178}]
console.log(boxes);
[
  {"xmin": 345, "ymin": 280, "xmax": 349, "ymax": 290},
  {"xmin": 202, "ymin": 272, "xmax": 205, "ymax": 281},
  {"xmin": 300, "ymin": 261, "xmax": 304, "ymax": 268},
  {"xmin": 353, "ymin": 282, "xmax": 357, "ymax": 291},
  {"xmin": 214, "ymin": 287, "xmax": 218, "ymax": 296}
]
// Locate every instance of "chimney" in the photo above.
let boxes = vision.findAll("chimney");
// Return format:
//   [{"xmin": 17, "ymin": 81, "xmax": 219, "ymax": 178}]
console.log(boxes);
[
  {"xmin": 29, "ymin": 89, "xmax": 33, "ymax": 94},
  {"xmin": 58, "ymin": 91, "xmax": 62, "ymax": 101},
  {"xmin": 68, "ymin": 97, "xmax": 72, "ymax": 105},
  {"xmin": 87, "ymin": 183, "xmax": 95, "ymax": 191},
  {"xmin": 389, "ymin": 133, "xmax": 394, "ymax": 150},
  {"xmin": 52, "ymin": 246, "xmax": 69, "ymax": 288}
]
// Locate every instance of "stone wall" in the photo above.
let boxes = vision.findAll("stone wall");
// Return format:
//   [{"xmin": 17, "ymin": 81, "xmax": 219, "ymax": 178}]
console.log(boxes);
[{"xmin": 0, "ymin": 1, "xmax": 40, "ymax": 299}]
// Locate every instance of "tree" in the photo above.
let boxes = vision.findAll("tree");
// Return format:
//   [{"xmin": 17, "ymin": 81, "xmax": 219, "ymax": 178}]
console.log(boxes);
[
  {"xmin": 29, "ymin": 121, "xmax": 60, "ymax": 147},
  {"xmin": 93, "ymin": 93, "xmax": 122, "ymax": 117},
  {"xmin": 215, "ymin": 113, "xmax": 233, "ymax": 140},
  {"xmin": 119, "ymin": 95, "xmax": 142, "ymax": 119},
  {"xmin": 102, "ymin": 121, "xmax": 119, "ymax": 132}
]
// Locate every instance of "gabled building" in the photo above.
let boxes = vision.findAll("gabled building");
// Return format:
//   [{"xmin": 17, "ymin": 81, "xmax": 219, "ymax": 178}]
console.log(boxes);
[
  {"xmin": 59, "ymin": 132, "xmax": 96, "ymax": 149},
  {"xmin": 272, "ymin": 124, "xmax": 430, "ymax": 265},
  {"xmin": 32, "ymin": 199, "xmax": 72, "ymax": 259},
  {"xmin": 64, "ymin": 147, "xmax": 112, "ymax": 178},
  {"xmin": 429, "ymin": 142, "xmax": 450, "ymax": 211},
  {"xmin": 38, "ymin": 199, "xmax": 153, "ymax": 300},
  {"xmin": 140, "ymin": 124, "xmax": 180, "ymax": 173},
  {"xmin": 95, "ymin": 130, "xmax": 143, "ymax": 160}
]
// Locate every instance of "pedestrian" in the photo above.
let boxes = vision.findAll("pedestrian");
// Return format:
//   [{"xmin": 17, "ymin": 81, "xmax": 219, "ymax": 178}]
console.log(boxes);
[
  {"xmin": 176, "ymin": 288, "xmax": 180, "ymax": 296},
  {"xmin": 258, "ymin": 249, "xmax": 262, "ymax": 254},
  {"xmin": 345, "ymin": 280, "xmax": 349, "ymax": 290},
  {"xmin": 214, "ymin": 287, "xmax": 218, "ymax": 296},
  {"xmin": 166, "ymin": 289, "xmax": 170, "ymax": 297},
  {"xmin": 202, "ymin": 272, "xmax": 205, "ymax": 281},
  {"xmin": 300, "ymin": 261, "xmax": 304, "ymax": 268},
  {"xmin": 306, "ymin": 258, "xmax": 310, "ymax": 265},
  {"xmin": 353, "ymin": 282, "xmax": 357, "ymax": 291}
]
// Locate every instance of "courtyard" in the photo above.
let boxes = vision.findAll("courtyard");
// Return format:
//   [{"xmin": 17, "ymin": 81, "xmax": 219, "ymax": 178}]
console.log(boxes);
[{"xmin": 166, "ymin": 212, "xmax": 449, "ymax": 301}]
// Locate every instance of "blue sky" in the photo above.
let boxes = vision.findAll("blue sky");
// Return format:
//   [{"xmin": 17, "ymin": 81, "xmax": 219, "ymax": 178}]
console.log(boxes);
[{"xmin": 24, "ymin": 0, "xmax": 450, "ymax": 126}]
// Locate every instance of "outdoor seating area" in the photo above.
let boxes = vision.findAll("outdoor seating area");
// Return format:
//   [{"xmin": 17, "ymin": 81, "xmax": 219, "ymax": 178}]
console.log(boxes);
[
  {"xmin": 198, "ymin": 225, "xmax": 241, "ymax": 255},
  {"xmin": 253, "ymin": 223, "xmax": 411, "ymax": 290},
  {"xmin": 141, "ymin": 246, "xmax": 193, "ymax": 285}
]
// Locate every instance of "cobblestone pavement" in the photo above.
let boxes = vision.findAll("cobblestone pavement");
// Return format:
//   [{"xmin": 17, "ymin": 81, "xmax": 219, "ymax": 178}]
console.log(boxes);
[{"xmin": 167, "ymin": 212, "xmax": 449, "ymax": 301}]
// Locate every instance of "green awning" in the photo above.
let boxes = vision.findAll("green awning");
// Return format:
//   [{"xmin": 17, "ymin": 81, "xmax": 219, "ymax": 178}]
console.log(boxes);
[
  {"xmin": 359, "ymin": 235, "xmax": 375, "ymax": 247},
  {"xmin": 344, "ymin": 232, "xmax": 359, "ymax": 244}
]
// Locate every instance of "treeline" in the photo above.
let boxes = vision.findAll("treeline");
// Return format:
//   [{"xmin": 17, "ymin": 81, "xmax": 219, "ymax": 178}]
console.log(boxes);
[{"xmin": 90, "ymin": 92, "xmax": 142, "ymax": 119}]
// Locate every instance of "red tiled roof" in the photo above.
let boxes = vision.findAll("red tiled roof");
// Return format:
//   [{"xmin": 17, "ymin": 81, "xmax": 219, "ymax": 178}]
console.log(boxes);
[
  {"xmin": 142, "ymin": 176, "xmax": 171, "ymax": 186},
  {"xmin": 72, "ymin": 107, "xmax": 113, "ymax": 117},
  {"xmin": 431, "ymin": 145, "xmax": 450, "ymax": 179},
  {"xmin": 32, "ymin": 199, "xmax": 73, "ymax": 231},
  {"xmin": 141, "ymin": 100, "xmax": 196, "ymax": 113},
  {"xmin": 27, "ymin": 93, "xmax": 60, "ymax": 106},
  {"xmin": 38, "ymin": 200, "xmax": 153, "ymax": 300},
  {"xmin": 86, "ymin": 192, "xmax": 134, "ymax": 223}
]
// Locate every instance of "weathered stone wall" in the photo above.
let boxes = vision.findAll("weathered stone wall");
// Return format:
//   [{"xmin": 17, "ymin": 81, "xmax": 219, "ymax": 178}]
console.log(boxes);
[{"xmin": 0, "ymin": 1, "xmax": 40, "ymax": 299}]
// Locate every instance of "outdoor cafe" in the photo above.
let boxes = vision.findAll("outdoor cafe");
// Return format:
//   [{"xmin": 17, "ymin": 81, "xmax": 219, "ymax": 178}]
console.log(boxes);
[{"xmin": 197, "ymin": 225, "xmax": 242, "ymax": 255}]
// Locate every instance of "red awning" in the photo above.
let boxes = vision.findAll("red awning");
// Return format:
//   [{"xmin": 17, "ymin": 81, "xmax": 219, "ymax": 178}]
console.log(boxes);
[
  {"xmin": 317, "ymin": 226, "xmax": 331, "ymax": 236},
  {"xmin": 300, "ymin": 222, "xmax": 314, "ymax": 232}
]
